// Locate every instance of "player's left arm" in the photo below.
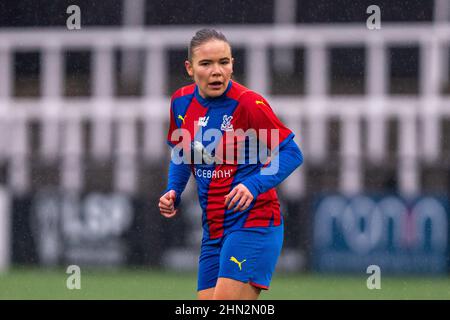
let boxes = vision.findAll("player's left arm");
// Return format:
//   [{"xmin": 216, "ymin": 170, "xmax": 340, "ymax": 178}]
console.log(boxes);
[
  {"xmin": 225, "ymin": 138, "xmax": 303, "ymax": 212},
  {"xmin": 224, "ymin": 93, "xmax": 304, "ymax": 212},
  {"xmin": 241, "ymin": 137, "xmax": 303, "ymax": 197}
]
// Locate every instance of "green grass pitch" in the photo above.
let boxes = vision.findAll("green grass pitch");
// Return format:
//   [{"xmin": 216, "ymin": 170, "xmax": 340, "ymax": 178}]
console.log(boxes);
[{"xmin": 0, "ymin": 267, "xmax": 449, "ymax": 300}]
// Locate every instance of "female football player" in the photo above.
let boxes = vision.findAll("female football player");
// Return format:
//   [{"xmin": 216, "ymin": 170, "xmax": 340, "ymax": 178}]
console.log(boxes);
[{"xmin": 159, "ymin": 29, "xmax": 303, "ymax": 300}]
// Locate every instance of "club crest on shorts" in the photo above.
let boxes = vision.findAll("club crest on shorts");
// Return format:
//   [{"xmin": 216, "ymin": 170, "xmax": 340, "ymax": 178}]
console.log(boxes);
[{"xmin": 221, "ymin": 115, "xmax": 233, "ymax": 131}]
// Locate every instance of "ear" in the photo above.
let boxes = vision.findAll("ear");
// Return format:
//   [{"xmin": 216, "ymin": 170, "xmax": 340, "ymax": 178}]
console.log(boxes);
[
  {"xmin": 185, "ymin": 60, "xmax": 194, "ymax": 78},
  {"xmin": 231, "ymin": 57, "xmax": 234, "ymax": 74}
]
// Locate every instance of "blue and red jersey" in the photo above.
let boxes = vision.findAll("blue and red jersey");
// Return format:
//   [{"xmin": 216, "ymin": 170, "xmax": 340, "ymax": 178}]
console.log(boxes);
[{"xmin": 166, "ymin": 80, "xmax": 303, "ymax": 240}]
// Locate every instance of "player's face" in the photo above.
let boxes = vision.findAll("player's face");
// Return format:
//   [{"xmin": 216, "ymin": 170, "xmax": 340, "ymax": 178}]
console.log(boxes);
[{"xmin": 185, "ymin": 40, "xmax": 233, "ymax": 99}]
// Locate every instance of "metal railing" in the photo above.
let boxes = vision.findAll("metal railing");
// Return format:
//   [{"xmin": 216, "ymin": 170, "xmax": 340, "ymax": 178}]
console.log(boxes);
[{"xmin": 0, "ymin": 24, "xmax": 449, "ymax": 197}]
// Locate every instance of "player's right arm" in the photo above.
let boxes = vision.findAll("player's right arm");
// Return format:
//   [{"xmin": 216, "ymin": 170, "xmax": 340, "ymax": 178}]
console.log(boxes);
[
  {"xmin": 159, "ymin": 157, "xmax": 191, "ymax": 218},
  {"xmin": 160, "ymin": 90, "xmax": 192, "ymax": 218}
]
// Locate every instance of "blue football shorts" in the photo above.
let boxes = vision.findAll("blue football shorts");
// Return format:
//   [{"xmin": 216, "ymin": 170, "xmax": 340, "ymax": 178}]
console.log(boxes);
[{"xmin": 197, "ymin": 224, "xmax": 284, "ymax": 291}]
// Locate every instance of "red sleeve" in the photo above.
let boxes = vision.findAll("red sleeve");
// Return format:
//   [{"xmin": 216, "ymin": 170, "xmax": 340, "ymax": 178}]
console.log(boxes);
[
  {"xmin": 167, "ymin": 96, "xmax": 179, "ymax": 147},
  {"xmin": 240, "ymin": 92, "xmax": 293, "ymax": 150}
]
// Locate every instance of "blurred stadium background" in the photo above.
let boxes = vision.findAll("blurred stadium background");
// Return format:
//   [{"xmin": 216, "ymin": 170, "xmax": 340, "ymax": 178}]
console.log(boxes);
[{"xmin": 0, "ymin": 0, "xmax": 450, "ymax": 299}]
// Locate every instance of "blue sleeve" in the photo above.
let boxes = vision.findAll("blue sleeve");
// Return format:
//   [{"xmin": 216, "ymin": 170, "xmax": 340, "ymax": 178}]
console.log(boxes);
[
  {"xmin": 241, "ymin": 136, "xmax": 303, "ymax": 199},
  {"xmin": 164, "ymin": 159, "xmax": 191, "ymax": 208}
]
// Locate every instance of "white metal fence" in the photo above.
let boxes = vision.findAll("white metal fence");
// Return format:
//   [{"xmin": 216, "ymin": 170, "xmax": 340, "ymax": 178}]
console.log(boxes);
[{"xmin": 0, "ymin": 24, "xmax": 449, "ymax": 197}]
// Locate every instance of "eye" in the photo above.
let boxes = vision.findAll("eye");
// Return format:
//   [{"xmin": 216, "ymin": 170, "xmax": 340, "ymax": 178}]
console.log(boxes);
[
  {"xmin": 200, "ymin": 62, "xmax": 210, "ymax": 66},
  {"xmin": 221, "ymin": 60, "xmax": 230, "ymax": 65}
]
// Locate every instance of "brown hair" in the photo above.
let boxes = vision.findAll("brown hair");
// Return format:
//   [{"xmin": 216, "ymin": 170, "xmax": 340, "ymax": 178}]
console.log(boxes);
[{"xmin": 188, "ymin": 28, "xmax": 231, "ymax": 62}]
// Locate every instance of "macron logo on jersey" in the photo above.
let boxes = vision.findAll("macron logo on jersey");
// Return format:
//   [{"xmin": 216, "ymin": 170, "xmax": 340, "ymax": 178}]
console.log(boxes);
[{"xmin": 221, "ymin": 115, "xmax": 233, "ymax": 131}]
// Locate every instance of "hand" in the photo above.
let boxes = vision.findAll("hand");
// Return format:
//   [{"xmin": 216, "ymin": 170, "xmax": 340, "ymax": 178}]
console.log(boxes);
[
  {"xmin": 159, "ymin": 190, "xmax": 178, "ymax": 218},
  {"xmin": 224, "ymin": 184, "xmax": 254, "ymax": 213}
]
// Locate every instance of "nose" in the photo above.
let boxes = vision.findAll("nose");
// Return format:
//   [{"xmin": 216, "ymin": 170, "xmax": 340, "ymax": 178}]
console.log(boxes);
[{"xmin": 211, "ymin": 63, "xmax": 222, "ymax": 76}]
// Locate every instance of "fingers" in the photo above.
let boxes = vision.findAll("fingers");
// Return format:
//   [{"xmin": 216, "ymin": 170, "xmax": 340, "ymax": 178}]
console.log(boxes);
[
  {"xmin": 226, "ymin": 189, "xmax": 242, "ymax": 210},
  {"xmin": 240, "ymin": 197, "xmax": 253, "ymax": 212},
  {"xmin": 161, "ymin": 190, "xmax": 177, "ymax": 206},
  {"xmin": 159, "ymin": 195, "xmax": 175, "ymax": 213},
  {"xmin": 160, "ymin": 195, "xmax": 173, "ymax": 207},
  {"xmin": 159, "ymin": 190, "xmax": 178, "ymax": 218},
  {"xmin": 161, "ymin": 209, "xmax": 178, "ymax": 218},
  {"xmin": 159, "ymin": 200, "xmax": 177, "ymax": 217},
  {"xmin": 233, "ymin": 195, "xmax": 246, "ymax": 212},
  {"xmin": 159, "ymin": 207, "xmax": 175, "ymax": 215},
  {"xmin": 168, "ymin": 190, "xmax": 177, "ymax": 201},
  {"xmin": 159, "ymin": 205, "xmax": 174, "ymax": 213},
  {"xmin": 234, "ymin": 196, "xmax": 253, "ymax": 213},
  {"xmin": 224, "ymin": 188, "xmax": 238, "ymax": 207},
  {"xmin": 225, "ymin": 184, "xmax": 254, "ymax": 212}
]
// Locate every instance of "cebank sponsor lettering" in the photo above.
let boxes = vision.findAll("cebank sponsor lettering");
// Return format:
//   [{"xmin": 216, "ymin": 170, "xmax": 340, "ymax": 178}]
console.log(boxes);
[{"xmin": 194, "ymin": 168, "xmax": 233, "ymax": 179}]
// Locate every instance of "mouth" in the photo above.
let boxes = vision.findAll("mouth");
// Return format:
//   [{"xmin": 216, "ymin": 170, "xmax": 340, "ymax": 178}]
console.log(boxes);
[{"xmin": 208, "ymin": 81, "xmax": 223, "ymax": 89}]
